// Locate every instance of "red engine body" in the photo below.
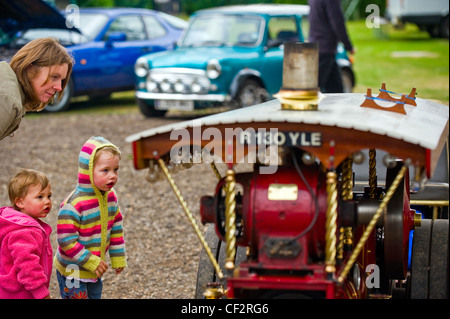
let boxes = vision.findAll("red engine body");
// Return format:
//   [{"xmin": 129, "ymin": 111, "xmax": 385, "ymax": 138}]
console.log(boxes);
[
  {"xmin": 244, "ymin": 164, "xmax": 328, "ymax": 270},
  {"xmin": 199, "ymin": 159, "xmax": 416, "ymax": 298},
  {"xmin": 202, "ymin": 161, "xmax": 330, "ymax": 272}
]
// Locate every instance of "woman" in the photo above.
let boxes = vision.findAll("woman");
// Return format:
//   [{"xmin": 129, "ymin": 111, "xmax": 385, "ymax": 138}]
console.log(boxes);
[{"xmin": 0, "ymin": 37, "xmax": 73, "ymax": 141}]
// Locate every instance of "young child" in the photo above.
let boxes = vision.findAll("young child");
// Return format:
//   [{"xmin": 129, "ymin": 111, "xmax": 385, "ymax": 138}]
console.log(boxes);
[
  {"xmin": 54, "ymin": 136, "xmax": 127, "ymax": 299},
  {"xmin": 0, "ymin": 169, "xmax": 53, "ymax": 299}
]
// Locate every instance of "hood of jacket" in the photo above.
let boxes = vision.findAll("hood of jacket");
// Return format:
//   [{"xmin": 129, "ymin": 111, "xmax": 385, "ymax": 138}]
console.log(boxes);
[
  {"xmin": 77, "ymin": 136, "xmax": 120, "ymax": 195},
  {"xmin": 0, "ymin": 206, "xmax": 51, "ymax": 240}
]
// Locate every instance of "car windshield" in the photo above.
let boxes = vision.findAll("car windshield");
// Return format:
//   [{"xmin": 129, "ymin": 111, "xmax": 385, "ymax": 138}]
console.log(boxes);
[
  {"xmin": 180, "ymin": 14, "xmax": 263, "ymax": 47},
  {"xmin": 77, "ymin": 13, "xmax": 109, "ymax": 41},
  {"xmin": 157, "ymin": 12, "xmax": 188, "ymax": 30},
  {"xmin": 8, "ymin": 12, "xmax": 108, "ymax": 47},
  {"xmin": 13, "ymin": 29, "xmax": 87, "ymax": 46}
]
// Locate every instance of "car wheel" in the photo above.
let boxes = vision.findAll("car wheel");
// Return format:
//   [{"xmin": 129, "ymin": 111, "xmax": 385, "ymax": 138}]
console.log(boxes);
[
  {"xmin": 236, "ymin": 79, "xmax": 269, "ymax": 108},
  {"xmin": 340, "ymin": 68, "xmax": 354, "ymax": 93},
  {"xmin": 426, "ymin": 24, "xmax": 441, "ymax": 38},
  {"xmin": 137, "ymin": 98, "xmax": 167, "ymax": 117},
  {"xmin": 44, "ymin": 79, "xmax": 73, "ymax": 112},
  {"xmin": 441, "ymin": 15, "xmax": 449, "ymax": 39}
]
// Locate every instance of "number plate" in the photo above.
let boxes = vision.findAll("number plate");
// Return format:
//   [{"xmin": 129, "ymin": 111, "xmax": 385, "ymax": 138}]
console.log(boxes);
[{"xmin": 155, "ymin": 100, "xmax": 194, "ymax": 111}]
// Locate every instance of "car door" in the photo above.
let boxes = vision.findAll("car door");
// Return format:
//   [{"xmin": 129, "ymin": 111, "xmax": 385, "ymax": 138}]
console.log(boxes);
[
  {"xmin": 95, "ymin": 14, "xmax": 153, "ymax": 91},
  {"xmin": 141, "ymin": 14, "xmax": 175, "ymax": 51}
]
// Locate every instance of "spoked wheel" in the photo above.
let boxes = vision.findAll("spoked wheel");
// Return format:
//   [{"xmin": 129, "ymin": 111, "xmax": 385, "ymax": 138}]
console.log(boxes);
[
  {"xmin": 195, "ymin": 224, "xmax": 246, "ymax": 299},
  {"xmin": 384, "ymin": 161, "xmax": 411, "ymax": 279},
  {"xmin": 410, "ymin": 219, "xmax": 449, "ymax": 299}
]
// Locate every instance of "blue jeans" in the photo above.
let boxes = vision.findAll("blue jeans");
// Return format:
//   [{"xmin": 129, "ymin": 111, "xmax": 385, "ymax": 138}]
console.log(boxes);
[{"xmin": 56, "ymin": 270, "xmax": 103, "ymax": 299}]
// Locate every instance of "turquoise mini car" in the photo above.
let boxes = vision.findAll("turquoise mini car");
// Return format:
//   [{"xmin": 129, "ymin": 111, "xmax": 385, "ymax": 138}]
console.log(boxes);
[{"xmin": 134, "ymin": 4, "xmax": 355, "ymax": 117}]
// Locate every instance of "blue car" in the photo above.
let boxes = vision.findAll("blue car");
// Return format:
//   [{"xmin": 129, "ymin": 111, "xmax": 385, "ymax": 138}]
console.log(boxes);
[
  {"xmin": 0, "ymin": 2, "xmax": 187, "ymax": 112},
  {"xmin": 134, "ymin": 4, "xmax": 355, "ymax": 117}
]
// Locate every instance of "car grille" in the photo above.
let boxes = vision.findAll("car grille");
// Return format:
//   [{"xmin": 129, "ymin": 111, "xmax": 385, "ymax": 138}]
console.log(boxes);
[{"xmin": 145, "ymin": 68, "xmax": 211, "ymax": 94}]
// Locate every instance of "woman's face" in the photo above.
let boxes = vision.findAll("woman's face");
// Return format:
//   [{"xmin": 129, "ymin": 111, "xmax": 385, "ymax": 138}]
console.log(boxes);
[{"xmin": 30, "ymin": 64, "xmax": 69, "ymax": 103}]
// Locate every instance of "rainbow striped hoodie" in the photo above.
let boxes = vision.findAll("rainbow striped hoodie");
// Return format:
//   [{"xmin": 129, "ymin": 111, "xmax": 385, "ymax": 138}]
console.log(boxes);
[{"xmin": 54, "ymin": 137, "xmax": 127, "ymax": 279}]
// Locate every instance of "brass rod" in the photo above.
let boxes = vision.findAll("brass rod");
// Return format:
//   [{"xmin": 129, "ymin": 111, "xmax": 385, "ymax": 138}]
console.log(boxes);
[
  {"xmin": 369, "ymin": 149, "xmax": 377, "ymax": 199},
  {"xmin": 325, "ymin": 171, "xmax": 338, "ymax": 274},
  {"xmin": 338, "ymin": 157, "xmax": 353, "ymax": 261},
  {"xmin": 337, "ymin": 227, "xmax": 344, "ymax": 261},
  {"xmin": 224, "ymin": 169, "xmax": 237, "ymax": 271},
  {"xmin": 409, "ymin": 200, "xmax": 449, "ymax": 206},
  {"xmin": 210, "ymin": 162, "xmax": 222, "ymax": 180},
  {"xmin": 157, "ymin": 158, "xmax": 224, "ymax": 279},
  {"xmin": 341, "ymin": 157, "xmax": 353, "ymax": 201},
  {"xmin": 337, "ymin": 164, "xmax": 407, "ymax": 284}
]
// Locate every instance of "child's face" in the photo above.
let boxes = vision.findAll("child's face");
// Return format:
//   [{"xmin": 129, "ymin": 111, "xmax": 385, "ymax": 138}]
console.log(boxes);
[
  {"xmin": 93, "ymin": 151, "xmax": 120, "ymax": 192},
  {"xmin": 16, "ymin": 183, "xmax": 52, "ymax": 219}
]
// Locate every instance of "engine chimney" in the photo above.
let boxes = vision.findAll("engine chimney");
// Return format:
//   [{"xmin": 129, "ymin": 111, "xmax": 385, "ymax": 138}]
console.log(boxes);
[{"xmin": 275, "ymin": 42, "xmax": 322, "ymax": 110}]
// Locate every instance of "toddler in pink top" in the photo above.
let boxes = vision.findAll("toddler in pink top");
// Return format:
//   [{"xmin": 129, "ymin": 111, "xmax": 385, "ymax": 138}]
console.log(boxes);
[{"xmin": 0, "ymin": 169, "xmax": 53, "ymax": 299}]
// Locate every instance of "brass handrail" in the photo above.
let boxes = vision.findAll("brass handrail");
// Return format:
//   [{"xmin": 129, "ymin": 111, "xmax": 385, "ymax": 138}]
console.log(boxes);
[{"xmin": 157, "ymin": 158, "xmax": 224, "ymax": 280}]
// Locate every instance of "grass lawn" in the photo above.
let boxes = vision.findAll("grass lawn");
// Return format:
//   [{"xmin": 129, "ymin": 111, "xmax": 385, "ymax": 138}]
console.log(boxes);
[{"xmin": 347, "ymin": 20, "xmax": 449, "ymax": 105}]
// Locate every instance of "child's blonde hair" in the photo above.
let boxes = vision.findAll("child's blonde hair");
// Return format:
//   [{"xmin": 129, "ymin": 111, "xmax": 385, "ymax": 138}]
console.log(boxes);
[
  {"xmin": 94, "ymin": 146, "xmax": 122, "ymax": 166},
  {"xmin": 8, "ymin": 169, "xmax": 50, "ymax": 210}
]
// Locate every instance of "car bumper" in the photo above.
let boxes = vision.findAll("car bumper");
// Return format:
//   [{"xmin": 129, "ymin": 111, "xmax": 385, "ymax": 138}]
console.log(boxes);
[{"xmin": 135, "ymin": 91, "xmax": 231, "ymax": 102}]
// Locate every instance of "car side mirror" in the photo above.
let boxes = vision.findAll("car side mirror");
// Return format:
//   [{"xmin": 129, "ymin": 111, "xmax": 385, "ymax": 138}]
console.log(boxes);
[{"xmin": 106, "ymin": 32, "xmax": 126, "ymax": 47}]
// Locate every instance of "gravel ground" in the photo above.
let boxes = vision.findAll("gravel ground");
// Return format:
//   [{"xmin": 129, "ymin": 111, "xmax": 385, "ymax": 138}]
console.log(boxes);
[{"xmin": 0, "ymin": 108, "xmax": 221, "ymax": 299}]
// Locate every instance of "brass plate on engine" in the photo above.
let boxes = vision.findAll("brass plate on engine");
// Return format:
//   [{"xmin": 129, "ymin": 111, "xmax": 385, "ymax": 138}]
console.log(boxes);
[{"xmin": 268, "ymin": 184, "xmax": 298, "ymax": 201}]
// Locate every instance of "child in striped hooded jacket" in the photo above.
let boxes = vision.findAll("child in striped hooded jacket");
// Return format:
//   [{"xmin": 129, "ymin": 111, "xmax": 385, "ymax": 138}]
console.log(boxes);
[{"xmin": 54, "ymin": 136, "xmax": 127, "ymax": 299}]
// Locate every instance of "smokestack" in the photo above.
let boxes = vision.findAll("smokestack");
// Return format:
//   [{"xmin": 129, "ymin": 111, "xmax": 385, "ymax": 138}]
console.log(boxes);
[{"xmin": 275, "ymin": 42, "xmax": 321, "ymax": 110}]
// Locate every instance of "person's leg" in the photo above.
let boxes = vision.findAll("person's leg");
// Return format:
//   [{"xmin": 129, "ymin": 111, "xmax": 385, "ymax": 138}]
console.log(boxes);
[
  {"xmin": 318, "ymin": 54, "xmax": 334, "ymax": 92},
  {"xmin": 324, "ymin": 60, "xmax": 344, "ymax": 93},
  {"xmin": 86, "ymin": 278, "xmax": 103, "ymax": 299},
  {"xmin": 56, "ymin": 271, "xmax": 89, "ymax": 299},
  {"xmin": 318, "ymin": 54, "xmax": 344, "ymax": 93}
]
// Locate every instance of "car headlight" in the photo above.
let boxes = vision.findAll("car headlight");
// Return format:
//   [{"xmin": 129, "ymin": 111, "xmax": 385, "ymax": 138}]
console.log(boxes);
[
  {"xmin": 160, "ymin": 79, "xmax": 172, "ymax": 92},
  {"xmin": 206, "ymin": 59, "xmax": 221, "ymax": 79},
  {"xmin": 174, "ymin": 80, "xmax": 186, "ymax": 93},
  {"xmin": 135, "ymin": 57, "xmax": 149, "ymax": 77},
  {"xmin": 146, "ymin": 80, "xmax": 158, "ymax": 92},
  {"xmin": 191, "ymin": 80, "xmax": 202, "ymax": 93}
]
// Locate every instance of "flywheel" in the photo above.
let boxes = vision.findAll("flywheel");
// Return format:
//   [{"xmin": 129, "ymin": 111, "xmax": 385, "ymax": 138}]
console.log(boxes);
[{"xmin": 383, "ymin": 161, "xmax": 411, "ymax": 279}]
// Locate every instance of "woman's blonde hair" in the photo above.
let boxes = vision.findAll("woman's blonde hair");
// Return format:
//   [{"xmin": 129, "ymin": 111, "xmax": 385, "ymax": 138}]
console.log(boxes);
[
  {"xmin": 8, "ymin": 169, "xmax": 50, "ymax": 210},
  {"xmin": 9, "ymin": 37, "xmax": 74, "ymax": 111}
]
